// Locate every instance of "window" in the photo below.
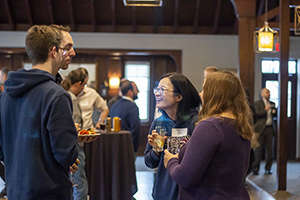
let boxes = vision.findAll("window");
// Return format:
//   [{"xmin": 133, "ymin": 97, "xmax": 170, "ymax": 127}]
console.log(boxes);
[
  {"xmin": 261, "ymin": 59, "xmax": 297, "ymax": 117},
  {"xmin": 125, "ymin": 61, "xmax": 150, "ymax": 122},
  {"xmin": 261, "ymin": 60, "xmax": 296, "ymax": 74}
]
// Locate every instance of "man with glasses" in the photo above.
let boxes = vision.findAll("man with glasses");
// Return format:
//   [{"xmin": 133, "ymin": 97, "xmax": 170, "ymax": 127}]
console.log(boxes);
[{"xmin": 0, "ymin": 25, "xmax": 79, "ymax": 199}]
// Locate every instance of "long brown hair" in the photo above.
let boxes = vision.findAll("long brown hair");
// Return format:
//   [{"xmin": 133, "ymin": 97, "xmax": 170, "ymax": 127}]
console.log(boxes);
[{"xmin": 198, "ymin": 71, "xmax": 253, "ymax": 140}]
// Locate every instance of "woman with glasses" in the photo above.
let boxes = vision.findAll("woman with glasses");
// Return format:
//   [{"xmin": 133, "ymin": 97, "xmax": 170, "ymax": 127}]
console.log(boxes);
[
  {"xmin": 144, "ymin": 72, "xmax": 200, "ymax": 200},
  {"xmin": 164, "ymin": 71, "xmax": 252, "ymax": 200}
]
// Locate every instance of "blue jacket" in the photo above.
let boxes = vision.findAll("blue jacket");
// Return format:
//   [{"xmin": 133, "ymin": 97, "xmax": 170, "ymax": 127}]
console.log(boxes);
[
  {"xmin": 110, "ymin": 98, "xmax": 140, "ymax": 152},
  {"xmin": 144, "ymin": 109, "xmax": 199, "ymax": 200},
  {"xmin": 0, "ymin": 69, "xmax": 78, "ymax": 200}
]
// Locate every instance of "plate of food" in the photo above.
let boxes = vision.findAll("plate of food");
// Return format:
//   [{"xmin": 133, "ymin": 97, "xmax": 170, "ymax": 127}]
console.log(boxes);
[{"xmin": 78, "ymin": 128, "xmax": 101, "ymax": 137}]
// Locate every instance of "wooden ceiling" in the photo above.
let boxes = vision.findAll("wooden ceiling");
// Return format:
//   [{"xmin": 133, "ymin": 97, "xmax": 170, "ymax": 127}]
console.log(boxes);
[{"xmin": 0, "ymin": 0, "xmax": 298, "ymax": 35}]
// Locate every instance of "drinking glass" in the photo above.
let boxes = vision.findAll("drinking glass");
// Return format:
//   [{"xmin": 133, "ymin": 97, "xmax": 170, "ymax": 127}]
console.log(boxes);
[
  {"xmin": 152, "ymin": 126, "xmax": 166, "ymax": 152},
  {"xmin": 167, "ymin": 129, "xmax": 190, "ymax": 154},
  {"xmin": 100, "ymin": 118, "xmax": 107, "ymax": 132}
]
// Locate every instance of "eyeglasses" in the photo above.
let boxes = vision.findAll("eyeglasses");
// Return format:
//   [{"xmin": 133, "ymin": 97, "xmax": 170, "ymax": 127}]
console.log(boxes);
[
  {"xmin": 58, "ymin": 46, "xmax": 73, "ymax": 56},
  {"xmin": 153, "ymin": 87, "xmax": 176, "ymax": 94}
]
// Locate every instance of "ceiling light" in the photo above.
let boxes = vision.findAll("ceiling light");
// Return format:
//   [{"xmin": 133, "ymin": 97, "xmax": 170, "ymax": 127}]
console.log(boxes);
[
  {"xmin": 123, "ymin": 0, "xmax": 163, "ymax": 7},
  {"xmin": 254, "ymin": 0, "xmax": 278, "ymax": 52}
]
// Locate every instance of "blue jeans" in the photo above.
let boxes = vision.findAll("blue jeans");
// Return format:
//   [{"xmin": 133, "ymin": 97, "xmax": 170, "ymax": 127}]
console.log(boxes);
[{"xmin": 72, "ymin": 146, "xmax": 88, "ymax": 200}]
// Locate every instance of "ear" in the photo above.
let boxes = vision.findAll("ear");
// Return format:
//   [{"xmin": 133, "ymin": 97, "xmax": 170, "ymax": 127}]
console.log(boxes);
[
  {"xmin": 50, "ymin": 46, "xmax": 57, "ymax": 58},
  {"xmin": 75, "ymin": 81, "xmax": 82, "ymax": 88},
  {"xmin": 127, "ymin": 89, "xmax": 134, "ymax": 98},
  {"xmin": 175, "ymin": 94, "xmax": 183, "ymax": 102}
]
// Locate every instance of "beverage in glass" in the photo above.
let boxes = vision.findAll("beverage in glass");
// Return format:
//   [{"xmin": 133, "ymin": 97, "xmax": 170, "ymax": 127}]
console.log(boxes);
[{"xmin": 152, "ymin": 126, "xmax": 166, "ymax": 152}]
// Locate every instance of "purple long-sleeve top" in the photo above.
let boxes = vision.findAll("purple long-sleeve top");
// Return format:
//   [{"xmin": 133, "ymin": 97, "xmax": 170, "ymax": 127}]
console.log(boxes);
[{"xmin": 167, "ymin": 117, "xmax": 251, "ymax": 200}]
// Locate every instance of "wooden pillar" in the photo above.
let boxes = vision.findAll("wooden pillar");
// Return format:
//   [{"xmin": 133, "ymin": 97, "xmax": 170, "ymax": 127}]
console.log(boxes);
[
  {"xmin": 234, "ymin": 0, "xmax": 256, "ymax": 104},
  {"xmin": 277, "ymin": 0, "xmax": 289, "ymax": 191}
]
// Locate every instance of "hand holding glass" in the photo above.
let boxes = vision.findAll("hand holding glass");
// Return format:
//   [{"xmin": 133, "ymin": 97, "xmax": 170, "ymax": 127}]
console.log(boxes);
[{"xmin": 152, "ymin": 126, "xmax": 167, "ymax": 152}]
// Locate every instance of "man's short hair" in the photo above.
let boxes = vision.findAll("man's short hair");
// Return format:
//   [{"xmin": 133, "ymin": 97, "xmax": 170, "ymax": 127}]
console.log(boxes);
[
  {"xmin": 25, "ymin": 25, "xmax": 70, "ymax": 65},
  {"xmin": 204, "ymin": 66, "xmax": 218, "ymax": 73},
  {"xmin": 120, "ymin": 80, "xmax": 133, "ymax": 96}
]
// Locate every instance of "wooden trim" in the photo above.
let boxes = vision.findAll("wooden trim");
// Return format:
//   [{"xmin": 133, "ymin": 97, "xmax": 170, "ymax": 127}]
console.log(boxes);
[{"xmin": 277, "ymin": 0, "xmax": 290, "ymax": 191}]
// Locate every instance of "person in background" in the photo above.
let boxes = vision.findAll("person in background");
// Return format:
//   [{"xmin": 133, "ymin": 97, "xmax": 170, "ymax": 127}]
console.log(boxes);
[
  {"xmin": 244, "ymin": 88, "xmax": 258, "ymax": 177},
  {"xmin": 110, "ymin": 80, "xmax": 140, "ymax": 160},
  {"xmin": 252, "ymin": 88, "xmax": 277, "ymax": 175},
  {"xmin": 86, "ymin": 81, "xmax": 101, "ymax": 127},
  {"xmin": 164, "ymin": 71, "xmax": 252, "ymax": 200},
  {"xmin": 144, "ymin": 72, "xmax": 200, "ymax": 200},
  {"xmin": 61, "ymin": 68, "xmax": 98, "ymax": 199},
  {"xmin": 0, "ymin": 67, "xmax": 12, "ymax": 93},
  {"xmin": 203, "ymin": 66, "xmax": 218, "ymax": 81},
  {"xmin": 0, "ymin": 66, "xmax": 13, "ymax": 197},
  {"xmin": 78, "ymin": 67, "xmax": 109, "ymax": 130},
  {"xmin": 199, "ymin": 66, "xmax": 218, "ymax": 103},
  {"xmin": 75, "ymin": 67, "xmax": 109, "ymax": 200},
  {"xmin": 0, "ymin": 24, "xmax": 79, "ymax": 199},
  {"xmin": 61, "ymin": 69, "xmax": 87, "ymax": 128},
  {"xmin": 88, "ymin": 81, "xmax": 96, "ymax": 89}
]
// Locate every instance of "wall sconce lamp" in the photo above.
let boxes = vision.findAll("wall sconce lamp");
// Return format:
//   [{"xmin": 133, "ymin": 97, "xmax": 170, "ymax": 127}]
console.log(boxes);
[
  {"xmin": 254, "ymin": 0, "xmax": 279, "ymax": 53},
  {"xmin": 109, "ymin": 74, "xmax": 120, "ymax": 89},
  {"xmin": 123, "ymin": 0, "xmax": 163, "ymax": 7}
]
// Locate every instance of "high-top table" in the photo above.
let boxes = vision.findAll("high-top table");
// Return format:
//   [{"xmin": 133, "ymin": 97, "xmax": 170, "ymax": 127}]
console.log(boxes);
[{"xmin": 84, "ymin": 130, "xmax": 137, "ymax": 200}]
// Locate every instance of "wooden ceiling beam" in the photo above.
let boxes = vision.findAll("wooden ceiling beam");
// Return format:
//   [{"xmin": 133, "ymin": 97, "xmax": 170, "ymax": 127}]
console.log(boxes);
[
  {"xmin": 88, "ymin": 24, "xmax": 233, "ymax": 34},
  {"xmin": 90, "ymin": 0, "xmax": 96, "ymax": 32},
  {"xmin": 67, "ymin": 0, "xmax": 75, "ymax": 31},
  {"xmin": 212, "ymin": 0, "xmax": 222, "ymax": 34},
  {"xmin": 111, "ymin": 0, "xmax": 116, "ymax": 32},
  {"xmin": 153, "ymin": 7, "xmax": 159, "ymax": 33},
  {"xmin": 193, "ymin": 0, "xmax": 201, "ymax": 34},
  {"xmin": 173, "ymin": 0, "xmax": 179, "ymax": 33},
  {"xmin": 3, "ymin": 0, "xmax": 13, "ymax": 30},
  {"xmin": 24, "ymin": 0, "xmax": 33, "ymax": 26},
  {"xmin": 256, "ymin": 7, "xmax": 280, "ymax": 26},
  {"xmin": 132, "ymin": 6, "xmax": 137, "ymax": 33},
  {"xmin": 257, "ymin": 0, "xmax": 265, "ymax": 17},
  {"xmin": 233, "ymin": 0, "xmax": 256, "ymax": 18},
  {"xmin": 289, "ymin": 0, "xmax": 300, "ymax": 7},
  {"xmin": 45, "ymin": 0, "xmax": 54, "ymax": 24},
  {"xmin": 258, "ymin": 21, "xmax": 294, "ymax": 30}
]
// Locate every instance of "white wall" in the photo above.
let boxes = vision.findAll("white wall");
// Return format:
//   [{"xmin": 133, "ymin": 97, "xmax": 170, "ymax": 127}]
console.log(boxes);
[
  {"xmin": 0, "ymin": 31, "xmax": 238, "ymax": 92},
  {"xmin": 72, "ymin": 33, "xmax": 240, "ymax": 93},
  {"xmin": 2, "ymin": 30, "xmax": 300, "ymax": 101}
]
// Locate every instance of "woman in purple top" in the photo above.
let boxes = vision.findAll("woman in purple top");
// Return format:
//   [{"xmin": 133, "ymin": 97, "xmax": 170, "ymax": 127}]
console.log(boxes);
[{"xmin": 164, "ymin": 71, "xmax": 252, "ymax": 200}]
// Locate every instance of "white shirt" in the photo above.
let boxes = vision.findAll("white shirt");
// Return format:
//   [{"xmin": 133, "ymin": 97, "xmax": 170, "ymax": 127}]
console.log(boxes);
[
  {"xmin": 122, "ymin": 96, "xmax": 134, "ymax": 103},
  {"xmin": 263, "ymin": 98, "xmax": 272, "ymax": 126},
  {"xmin": 77, "ymin": 87, "xmax": 108, "ymax": 129}
]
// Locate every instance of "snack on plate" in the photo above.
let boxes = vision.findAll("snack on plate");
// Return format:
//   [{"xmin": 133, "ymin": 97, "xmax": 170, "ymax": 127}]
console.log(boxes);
[{"xmin": 79, "ymin": 128, "xmax": 96, "ymax": 135}]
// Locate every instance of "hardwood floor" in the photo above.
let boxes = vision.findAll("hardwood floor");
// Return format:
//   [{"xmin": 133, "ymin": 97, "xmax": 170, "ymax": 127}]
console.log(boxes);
[
  {"xmin": 0, "ymin": 158, "xmax": 298, "ymax": 200},
  {"xmin": 132, "ymin": 171, "xmax": 276, "ymax": 200},
  {"xmin": 134, "ymin": 157, "xmax": 300, "ymax": 200}
]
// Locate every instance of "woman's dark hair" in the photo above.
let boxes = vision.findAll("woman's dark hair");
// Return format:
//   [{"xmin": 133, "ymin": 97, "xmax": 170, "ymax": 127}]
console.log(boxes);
[
  {"xmin": 159, "ymin": 72, "xmax": 200, "ymax": 121},
  {"xmin": 61, "ymin": 69, "xmax": 87, "ymax": 91}
]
